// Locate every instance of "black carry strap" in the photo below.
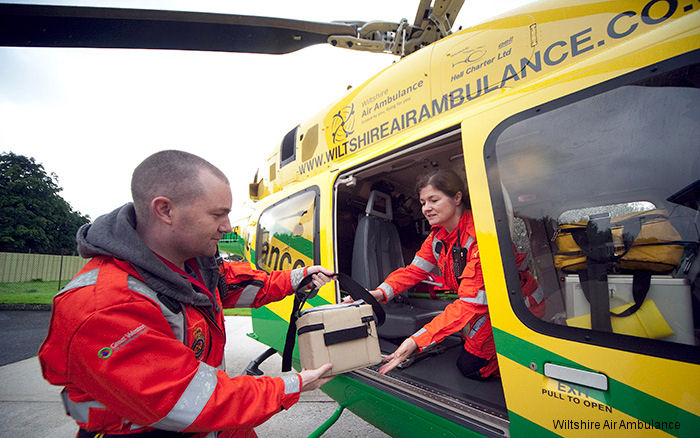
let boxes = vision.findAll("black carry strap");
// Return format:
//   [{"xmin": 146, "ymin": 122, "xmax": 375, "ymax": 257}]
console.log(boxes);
[
  {"xmin": 334, "ymin": 273, "xmax": 385, "ymax": 325},
  {"xmin": 281, "ymin": 272, "xmax": 385, "ymax": 372},
  {"xmin": 281, "ymin": 275, "xmax": 318, "ymax": 372}
]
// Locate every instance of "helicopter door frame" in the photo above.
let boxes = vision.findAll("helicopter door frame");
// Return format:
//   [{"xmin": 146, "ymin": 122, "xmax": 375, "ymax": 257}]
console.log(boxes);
[
  {"xmin": 470, "ymin": 50, "xmax": 700, "ymax": 434},
  {"xmin": 329, "ymin": 125, "xmax": 512, "ymax": 437}
]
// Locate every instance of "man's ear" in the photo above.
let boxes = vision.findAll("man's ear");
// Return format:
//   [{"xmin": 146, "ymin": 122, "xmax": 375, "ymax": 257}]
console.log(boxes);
[{"xmin": 151, "ymin": 197, "xmax": 174, "ymax": 225}]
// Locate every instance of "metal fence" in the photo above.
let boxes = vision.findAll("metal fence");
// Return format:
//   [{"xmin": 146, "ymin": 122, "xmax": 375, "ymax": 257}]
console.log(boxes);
[{"xmin": 0, "ymin": 252, "xmax": 88, "ymax": 283}]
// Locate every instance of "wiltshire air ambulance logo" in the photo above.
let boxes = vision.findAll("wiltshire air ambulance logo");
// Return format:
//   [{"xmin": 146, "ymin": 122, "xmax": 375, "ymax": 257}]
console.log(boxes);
[
  {"xmin": 191, "ymin": 327, "xmax": 206, "ymax": 359},
  {"xmin": 330, "ymin": 103, "xmax": 355, "ymax": 145}
]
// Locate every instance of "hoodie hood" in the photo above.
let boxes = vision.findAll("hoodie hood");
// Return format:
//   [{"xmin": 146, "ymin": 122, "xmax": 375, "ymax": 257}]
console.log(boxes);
[{"xmin": 77, "ymin": 203, "xmax": 218, "ymax": 307}]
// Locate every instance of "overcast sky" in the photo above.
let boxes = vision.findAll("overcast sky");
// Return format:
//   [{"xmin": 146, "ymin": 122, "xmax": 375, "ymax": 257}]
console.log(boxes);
[{"xmin": 0, "ymin": 0, "xmax": 536, "ymax": 221}]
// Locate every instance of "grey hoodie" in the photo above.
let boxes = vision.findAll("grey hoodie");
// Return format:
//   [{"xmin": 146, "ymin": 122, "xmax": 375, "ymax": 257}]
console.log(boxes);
[{"xmin": 76, "ymin": 203, "xmax": 220, "ymax": 308}]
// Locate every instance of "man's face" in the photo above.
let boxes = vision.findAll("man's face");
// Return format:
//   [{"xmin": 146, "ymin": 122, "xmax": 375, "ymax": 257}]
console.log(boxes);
[{"xmin": 170, "ymin": 169, "xmax": 232, "ymax": 260}]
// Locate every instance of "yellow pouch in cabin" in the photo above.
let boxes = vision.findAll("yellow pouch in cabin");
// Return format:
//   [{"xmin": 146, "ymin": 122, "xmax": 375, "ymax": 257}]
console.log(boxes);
[
  {"xmin": 554, "ymin": 209, "xmax": 684, "ymax": 273},
  {"xmin": 566, "ymin": 299, "xmax": 674, "ymax": 339}
]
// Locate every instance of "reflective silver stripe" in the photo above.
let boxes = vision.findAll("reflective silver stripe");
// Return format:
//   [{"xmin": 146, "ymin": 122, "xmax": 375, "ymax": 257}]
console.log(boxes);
[
  {"xmin": 234, "ymin": 284, "xmax": 262, "ymax": 308},
  {"xmin": 461, "ymin": 322, "xmax": 471, "ymax": 338},
  {"xmin": 531, "ymin": 286, "xmax": 545, "ymax": 304},
  {"xmin": 468, "ymin": 315, "xmax": 488, "ymax": 338},
  {"xmin": 56, "ymin": 268, "xmax": 99, "ymax": 296},
  {"xmin": 464, "ymin": 235, "xmax": 475, "ymax": 252},
  {"xmin": 460, "ymin": 290, "xmax": 488, "ymax": 305},
  {"xmin": 282, "ymin": 374, "xmax": 300, "ymax": 395},
  {"xmin": 127, "ymin": 276, "xmax": 186, "ymax": 343},
  {"xmin": 290, "ymin": 267, "xmax": 305, "ymax": 290},
  {"xmin": 378, "ymin": 282, "xmax": 394, "ymax": 301},
  {"xmin": 524, "ymin": 286, "xmax": 545, "ymax": 308},
  {"xmin": 151, "ymin": 361, "xmax": 218, "ymax": 431},
  {"xmin": 61, "ymin": 390, "xmax": 106, "ymax": 424},
  {"xmin": 410, "ymin": 255, "xmax": 435, "ymax": 273},
  {"xmin": 431, "ymin": 238, "xmax": 441, "ymax": 262},
  {"xmin": 412, "ymin": 328, "xmax": 427, "ymax": 338}
]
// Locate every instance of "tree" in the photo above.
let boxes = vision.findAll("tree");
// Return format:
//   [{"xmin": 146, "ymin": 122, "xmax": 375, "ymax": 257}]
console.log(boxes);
[{"xmin": 0, "ymin": 152, "xmax": 90, "ymax": 254}]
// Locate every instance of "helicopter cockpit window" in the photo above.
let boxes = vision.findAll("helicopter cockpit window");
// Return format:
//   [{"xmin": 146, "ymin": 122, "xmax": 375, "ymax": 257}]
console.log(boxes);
[
  {"xmin": 279, "ymin": 125, "xmax": 299, "ymax": 168},
  {"xmin": 489, "ymin": 60, "xmax": 700, "ymax": 360},
  {"xmin": 255, "ymin": 188, "xmax": 319, "ymax": 273}
]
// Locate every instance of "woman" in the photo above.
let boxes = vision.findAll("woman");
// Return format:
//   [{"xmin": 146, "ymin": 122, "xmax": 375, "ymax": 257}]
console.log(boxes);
[{"xmin": 365, "ymin": 169, "xmax": 543, "ymax": 379}]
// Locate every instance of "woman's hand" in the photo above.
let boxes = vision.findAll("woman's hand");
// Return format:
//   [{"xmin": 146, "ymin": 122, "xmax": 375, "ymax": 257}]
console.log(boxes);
[
  {"xmin": 305, "ymin": 266, "xmax": 337, "ymax": 289},
  {"xmin": 378, "ymin": 337, "xmax": 418, "ymax": 374}
]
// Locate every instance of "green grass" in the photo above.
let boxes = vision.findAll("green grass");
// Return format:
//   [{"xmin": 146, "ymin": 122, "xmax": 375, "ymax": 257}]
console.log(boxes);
[
  {"xmin": 0, "ymin": 280, "xmax": 252, "ymax": 316},
  {"xmin": 0, "ymin": 280, "xmax": 60, "ymax": 304},
  {"xmin": 223, "ymin": 308, "xmax": 251, "ymax": 316}
]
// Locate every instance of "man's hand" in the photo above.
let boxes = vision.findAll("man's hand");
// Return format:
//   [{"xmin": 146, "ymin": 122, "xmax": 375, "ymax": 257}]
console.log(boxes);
[
  {"xmin": 299, "ymin": 363, "xmax": 334, "ymax": 392},
  {"xmin": 378, "ymin": 337, "xmax": 417, "ymax": 375},
  {"xmin": 305, "ymin": 266, "xmax": 336, "ymax": 289}
]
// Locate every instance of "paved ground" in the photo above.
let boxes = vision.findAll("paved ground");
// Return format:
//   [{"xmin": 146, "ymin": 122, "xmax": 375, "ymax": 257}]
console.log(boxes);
[
  {"xmin": 0, "ymin": 310, "xmax": 52, "ymax": 366},
  {"xmin": 0, "ymin": 313, "xmax": 390, "ymax": 437}
]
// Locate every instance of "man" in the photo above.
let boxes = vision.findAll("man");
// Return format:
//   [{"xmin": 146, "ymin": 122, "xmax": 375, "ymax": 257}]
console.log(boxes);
[{"xmin": 39, "ymin": 150, "xmax": 335, "ymax": 437}]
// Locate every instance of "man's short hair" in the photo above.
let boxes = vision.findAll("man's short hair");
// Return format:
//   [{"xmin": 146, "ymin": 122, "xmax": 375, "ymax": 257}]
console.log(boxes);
[{"xmin": 131, "ymin": 150, "xmax": 229, "ymax": 220}]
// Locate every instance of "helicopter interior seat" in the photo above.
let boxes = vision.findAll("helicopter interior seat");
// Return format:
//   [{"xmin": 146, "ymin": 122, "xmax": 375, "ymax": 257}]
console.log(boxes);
[{"xmin": 351, "ymin": 190, "xmax": 443, "ymax": 339}]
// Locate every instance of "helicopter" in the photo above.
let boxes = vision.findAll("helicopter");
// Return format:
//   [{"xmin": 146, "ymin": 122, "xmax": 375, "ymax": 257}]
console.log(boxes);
[{"xmin": 3, "ymin": 0, "xmax": 699, "ymax": 436}]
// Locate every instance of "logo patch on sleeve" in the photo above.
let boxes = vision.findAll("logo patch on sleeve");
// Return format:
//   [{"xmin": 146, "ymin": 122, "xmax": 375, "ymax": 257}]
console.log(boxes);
[{"xmin": 98, "ymin": 324, "xmax": 149, "ymax": 359}]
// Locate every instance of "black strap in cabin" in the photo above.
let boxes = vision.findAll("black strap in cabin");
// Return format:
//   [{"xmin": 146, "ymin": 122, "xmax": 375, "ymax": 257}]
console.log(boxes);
[
  {"xmin": 281, "ymin": 272, "xmax": 385, "ymax": 372},
  {"xmin": 610, "ymin": 270, "xmax": 652, "ymax": 317},
  {"xmin": 578, "ymin": 270, "xmax": 652, "ymax": 320},
  {"xmin": 572, "ymin": 213, "xmax": 664, "ymax": 330},
  {"xmin": 576, "ymin": 214, "xmax": 615, "ymax": 332}
]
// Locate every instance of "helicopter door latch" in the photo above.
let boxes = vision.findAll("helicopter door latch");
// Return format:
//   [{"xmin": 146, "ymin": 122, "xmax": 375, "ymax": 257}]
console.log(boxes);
[{"xmin": 543, "ymin": 363, "xmax": 609, "ymax": 391}]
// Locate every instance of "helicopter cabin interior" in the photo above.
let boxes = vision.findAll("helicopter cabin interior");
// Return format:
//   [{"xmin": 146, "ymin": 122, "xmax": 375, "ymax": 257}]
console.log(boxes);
[
  {"xmin": 332, "ymin": 61, "xmax": 700, "ymax": 420},
  {"xmin": 334, "ymin": 128, "xmax": 512, "ymax": 418}
]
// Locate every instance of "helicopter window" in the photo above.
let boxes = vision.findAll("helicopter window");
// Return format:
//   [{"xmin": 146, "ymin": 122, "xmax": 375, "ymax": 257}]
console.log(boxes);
[
  {"xmin": 279, "ymin": 125, "xmax": 299, "ymax": 167},
  {"xmin": 255, "ymin": 187, "xmax": 319, "ymax": 273},
  {"xmin": 301, "ymin": 124, "xmax": 319, "ymax": 162},
  {"xmin": 489, "ymin": 59, "xmax": 700, "ymax": 362}
]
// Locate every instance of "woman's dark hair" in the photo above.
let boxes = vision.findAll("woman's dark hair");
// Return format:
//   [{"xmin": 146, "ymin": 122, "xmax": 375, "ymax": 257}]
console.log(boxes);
[{"xmin": 415, "ymin": 169, "xmax": 470, "ymax": 208}]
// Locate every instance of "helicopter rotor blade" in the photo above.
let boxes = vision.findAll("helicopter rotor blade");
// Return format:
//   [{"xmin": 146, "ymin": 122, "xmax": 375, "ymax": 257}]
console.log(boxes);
[{"xmin": 0, "ymin": 3, "xmax": 358, "ymax": 54}]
